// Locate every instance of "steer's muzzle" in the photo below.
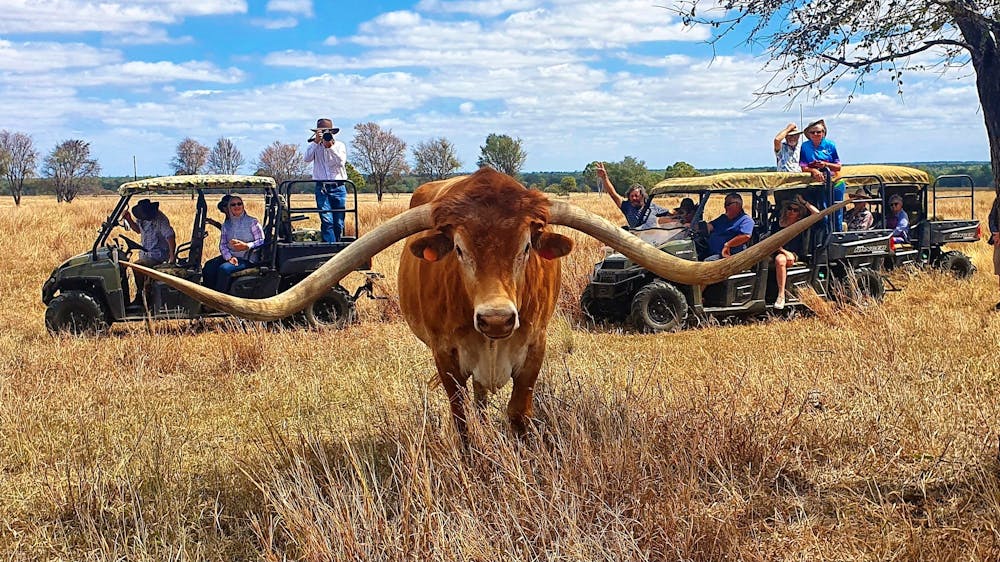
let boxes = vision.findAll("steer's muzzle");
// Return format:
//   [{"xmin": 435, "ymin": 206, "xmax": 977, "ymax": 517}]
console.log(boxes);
[{"xmin": 474, "ymin": 303, "xmax": 519, "ymax": 340}]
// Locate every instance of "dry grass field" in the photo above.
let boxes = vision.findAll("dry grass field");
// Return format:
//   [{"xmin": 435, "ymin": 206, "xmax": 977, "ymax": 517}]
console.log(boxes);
[{"xmin": 2, "ymin": 190, "xmax": 1000, "ymax": 561}]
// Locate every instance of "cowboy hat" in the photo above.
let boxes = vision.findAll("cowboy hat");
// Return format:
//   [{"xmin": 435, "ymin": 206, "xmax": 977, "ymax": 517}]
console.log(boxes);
[
  {"xmin": 309, "ymin": 118, "xmax": 340, "ymax": 135},
  {"xmin": 131, "ymin": 198, "xmax": 159, "ymax": 220},
  {"xmin": 216, "ymin": 194, "xmax": 232, "ymax": 213},
  {"xmin": 805, "ymin": 119, "xmax": 826, "ymax": 132}
]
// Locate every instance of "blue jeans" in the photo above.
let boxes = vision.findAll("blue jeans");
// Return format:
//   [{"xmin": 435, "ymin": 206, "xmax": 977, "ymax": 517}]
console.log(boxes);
[
  {"xmin": 202, "ymin": 255, "xmax": 223, "ymax": 289},
  {"xmin": 831, "ymin": 180, "xmax": 846, "ymax": 232},
  {"xmin": 315, "ymin": 182, "xmax": 347, "ymax": 243},
  {"xmin": 216, "ymin": 257, "xmax": 251, "ymax": 292}
]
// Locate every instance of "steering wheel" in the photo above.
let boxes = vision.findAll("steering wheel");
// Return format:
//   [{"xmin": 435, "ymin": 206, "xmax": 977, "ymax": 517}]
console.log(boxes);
[
  {"xmin": 688, "ymin": 220, "xmax": 711, "ymax": 259},
  {"xmin": 118, "ymin": 235, "xmax": 147, "ymax": 253}
]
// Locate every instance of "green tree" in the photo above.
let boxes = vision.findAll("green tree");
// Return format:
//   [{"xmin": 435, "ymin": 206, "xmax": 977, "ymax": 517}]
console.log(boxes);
[
  {"xmin": 584, "ymin": 156, "xmax": 655, "ymax": 194},
  {"xmin": 477, "ymin": 133, "xmax": 527, "ymax": 177},
  {"xmin": 346, "ymin": 162, "xmax": 366, "ymax": 191},
  {"xmin": 663, "ymin": 161, "xmax": 700, "ymax": 179},
  {"xmin": 546, "ymin": 175, "xmax": 578, "ymax": 197},
  {"xmin": 672, "ymin": 0, "xmax": 1000, "ymax": 192}
]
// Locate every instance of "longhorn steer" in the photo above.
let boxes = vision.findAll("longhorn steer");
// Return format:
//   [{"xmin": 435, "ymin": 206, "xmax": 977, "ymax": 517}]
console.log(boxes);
[{"xmin": 127, "ymin": 168, "xmax": 845, "ymax": 438}]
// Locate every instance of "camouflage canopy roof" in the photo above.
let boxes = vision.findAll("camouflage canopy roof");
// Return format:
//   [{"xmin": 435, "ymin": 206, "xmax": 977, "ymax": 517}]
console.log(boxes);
[
  {"xmin": 118, "ymin": 174, "xmax": 277, "ymax": 195},
  {"xmin": 649, "ymin": 165, "xmax": 930, "ymax": 196}
]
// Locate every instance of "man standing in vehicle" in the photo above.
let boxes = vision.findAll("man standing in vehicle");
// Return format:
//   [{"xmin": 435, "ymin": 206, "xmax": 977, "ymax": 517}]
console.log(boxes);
[
  {"xmin": 304, "ymin": 118, "xmax": 348, "ymax": 242},
  {"xmin": 704, "ymin": 192, "xmax": 754, "ymax": 261},
  {"xmin": 122, "ymin": 198, "xmax": 175, "ymax": 305},
  {"xmin": 774, "ymin": 122, "xmax": 804, "ymax": 172}
]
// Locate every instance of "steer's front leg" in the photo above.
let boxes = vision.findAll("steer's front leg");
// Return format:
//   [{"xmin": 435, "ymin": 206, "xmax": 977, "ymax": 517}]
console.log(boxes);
[
  {"xmin": 432, "ymin": 348, "xmax": 470, "ymax": 439},
  {"xmin": 508, "ymin": 342, "xmax": 544, "ymax": 436}
]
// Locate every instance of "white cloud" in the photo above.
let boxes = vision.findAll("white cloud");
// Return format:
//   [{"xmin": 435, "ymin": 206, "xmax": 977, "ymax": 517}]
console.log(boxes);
[
  {"xmin": 416, "ymin": 0, "xmax": 540, "ymax": 17},
  {"xmin": 68, "ymin": 61, "xmax": 246, "ymax": 86},
  {"xmin": 251, "ymin": 17, "xmax": 300, "ymax": 29},
  {"xmin": 266, "ymin": 0, "xmax": 313, "ymax": 16},
  {"xmin": 0, "ymin": 0, "xmax": 246, "ymax": 34},
  {"xmin": 264, "ymin": 48, "xmax": 591, "ymax": 70},
  {"xmin": 0, "ymin": 40, "xmax": 121, "ymax": 72}
]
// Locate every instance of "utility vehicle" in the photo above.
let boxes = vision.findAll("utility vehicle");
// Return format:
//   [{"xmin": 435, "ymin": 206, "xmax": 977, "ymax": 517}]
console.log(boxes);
[
  {"xmin": 42, "ymin": 175, "xmax": 378, "ymax": 334},
  {"xmin": 580, "ymin": 166, "xmax": 912, "ymax": 332}
]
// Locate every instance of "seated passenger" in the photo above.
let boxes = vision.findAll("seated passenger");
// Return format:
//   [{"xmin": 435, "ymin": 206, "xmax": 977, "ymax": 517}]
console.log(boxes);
[
  {"xmin": 771, "ymin": 195, "xmax": 819, "ymax": 309},
  {"xmin": 596, "ymin": 161, "xmax": 668, "ymax": 229},
  {"xmin": 122, "ymin": 198, "xmax": 175, "ymax": 306},
  {"xmin": 845, "ymin": 188, "xmax": 874, "ymax": 231},
  {"xmin": 658, "ymin": 197, "xmax": 697, "ymax": 225},
  {"xmin": 202, "ymin": 195, "xmax": 231, "ymax": 290},
  {"xmin": 216, "ymin": 195, "xmax": 265, "ymax": 293},
  {"xmin": 704, "ymin": 192, "xmax": 754, "ymax": 261},
  {"xmin": 886, "ymin": 194, "xmax": 910, "ymax": 244}
]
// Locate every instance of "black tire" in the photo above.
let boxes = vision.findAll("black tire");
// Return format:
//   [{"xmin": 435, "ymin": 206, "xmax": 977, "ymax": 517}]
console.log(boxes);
[
  {"xmin": 579, "ymin": 290, "xmax": 604, "ymax": 324},
  {"xmin": 629, "ymin": 280, "xmax": 688, "ymax": 333},
  {"xmin": 45, "ymin": 291, "xmax": 108, "ymax": 335},
  {"xmin": 303, "ymin": 286, "xmax": 356, "ymax": 329},
  {"xmin": 579, "ymin": 288, "xmax": 628, "ymax": 324},
  {"xmin": 935, "ymin": 251, "xmax": 976, "ymax": 279},
  {"xmin": 852, "ymin": 268, "xmax": 886, "ymax": 302}
]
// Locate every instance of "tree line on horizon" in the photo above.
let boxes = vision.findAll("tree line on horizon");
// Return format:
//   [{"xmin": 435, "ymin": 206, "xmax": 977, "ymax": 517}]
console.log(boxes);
[{"xmin": 1, "ymin": 124, "xmax": 994, "ymax": 206}]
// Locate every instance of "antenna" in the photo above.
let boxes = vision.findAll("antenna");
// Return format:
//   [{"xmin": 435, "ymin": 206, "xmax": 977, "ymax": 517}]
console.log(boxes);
[
  {"xmin": 799, "ymin": 104, "xmax": 804, "ymax": 129},
  {"xmin": 133, "ymin": 156, "xmax": 138, "ymax": 180}
]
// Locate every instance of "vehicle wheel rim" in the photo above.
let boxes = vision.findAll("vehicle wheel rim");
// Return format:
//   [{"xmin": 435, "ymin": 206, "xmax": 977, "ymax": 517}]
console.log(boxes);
[
  {"xmin": 312, "ymin": 297, "xmax": 342, "ymax": 325},
  {"xmin": 648, "ymin": 296, "xmax": 675, "ymax": 324}
]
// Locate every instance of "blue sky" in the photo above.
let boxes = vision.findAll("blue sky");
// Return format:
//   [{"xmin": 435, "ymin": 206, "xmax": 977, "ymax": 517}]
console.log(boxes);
[{"xmin": 0, "ymin": 0, "xmax": 988, "ymax": 176}]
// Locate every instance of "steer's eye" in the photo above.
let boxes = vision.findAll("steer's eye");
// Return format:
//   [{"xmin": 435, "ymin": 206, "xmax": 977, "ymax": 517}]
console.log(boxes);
[
  {"xmin": 455, "ymin": 246, "xmax": 464, "ymax": 258},
  {"xmin": 523, "ymin": 243, "xmax": 530, "ymax": 255}
]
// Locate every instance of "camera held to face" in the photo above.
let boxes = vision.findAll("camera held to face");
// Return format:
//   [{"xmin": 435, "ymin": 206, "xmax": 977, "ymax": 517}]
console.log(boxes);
[{"xmin": 321, "ymin": 130, "xmax": 334, "ymax": 142}]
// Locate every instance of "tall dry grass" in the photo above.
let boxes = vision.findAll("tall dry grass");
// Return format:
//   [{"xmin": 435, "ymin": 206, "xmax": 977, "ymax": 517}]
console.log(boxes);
[{"xmin": 1, "ymin": 192, "xmax": 999, "ymax": 560}]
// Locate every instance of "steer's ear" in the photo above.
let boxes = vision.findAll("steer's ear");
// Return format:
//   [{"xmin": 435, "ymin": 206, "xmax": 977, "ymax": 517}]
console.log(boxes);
[
  {"xmin": 533, "ymin": 231, "xmax": 573, "ymax": 260},
  {"xmin": 410, "ymin": 231, "xmax": 454, "ymax": 262}
]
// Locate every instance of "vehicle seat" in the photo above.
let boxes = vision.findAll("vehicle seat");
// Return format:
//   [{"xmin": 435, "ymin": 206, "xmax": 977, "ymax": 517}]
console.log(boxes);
[
  {"xmin": 153, "ymin": 263, "xmax": 199, "ymax": 281},
  {"xmin": 292, "ymin": 228, "xmax": 322, "ymax": 242},
  {"xmin": 229, "ymin": 267, "xmax": 260, "ymax": 279}
]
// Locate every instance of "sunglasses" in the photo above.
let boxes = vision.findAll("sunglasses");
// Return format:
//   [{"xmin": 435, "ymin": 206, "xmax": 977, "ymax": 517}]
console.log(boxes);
[
  {"xmin": 807, "ymin": 130, "xmax": 825, "ymax": 135},
  {"xmin": 229, "ymin": 201, "xmax": 244, "ymax": 207},
  {"xmin": 787, "ymin": 207, "xmax": 801, "ymax": 213}
]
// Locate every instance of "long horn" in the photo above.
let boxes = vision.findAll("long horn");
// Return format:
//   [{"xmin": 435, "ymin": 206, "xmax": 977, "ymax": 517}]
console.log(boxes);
[
  {"xmin": 548, "ymin": 199, "xmax": 849, "ymax": 286},
  {"xmin": 124, "ymin": 204, "xmax": 433, "ymax": 321}
]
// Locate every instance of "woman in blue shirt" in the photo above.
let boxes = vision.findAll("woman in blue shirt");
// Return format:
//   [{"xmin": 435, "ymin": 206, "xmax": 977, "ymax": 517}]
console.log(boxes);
[{"xmin": 799, "ymin": 119, "xmax": 846, "ymax": 231}]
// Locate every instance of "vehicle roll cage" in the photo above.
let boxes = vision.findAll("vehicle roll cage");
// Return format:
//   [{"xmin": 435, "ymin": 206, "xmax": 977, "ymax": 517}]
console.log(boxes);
[{"xmin": 278, "ymin": 179, "xmax": 361, "ymax": 242}]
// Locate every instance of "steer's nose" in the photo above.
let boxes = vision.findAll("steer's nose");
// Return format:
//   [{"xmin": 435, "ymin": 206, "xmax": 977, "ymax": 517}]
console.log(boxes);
[{"xmin": 475, "ymin": 305, "xmax": 519, "ymax": 339}]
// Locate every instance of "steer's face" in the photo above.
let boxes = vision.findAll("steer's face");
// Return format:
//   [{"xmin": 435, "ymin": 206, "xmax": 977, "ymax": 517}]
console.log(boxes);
[{"xmin": 409, "ymin": 182, "xmax": 573, "ymax": 340}]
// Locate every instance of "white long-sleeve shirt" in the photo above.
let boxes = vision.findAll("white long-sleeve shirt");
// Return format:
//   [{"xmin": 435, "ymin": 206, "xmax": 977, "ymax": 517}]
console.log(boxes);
[{"xmin": 304, "ymin": 141, "xmax": 348, "ymax": 181}]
